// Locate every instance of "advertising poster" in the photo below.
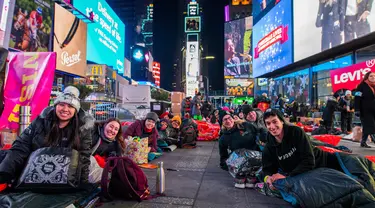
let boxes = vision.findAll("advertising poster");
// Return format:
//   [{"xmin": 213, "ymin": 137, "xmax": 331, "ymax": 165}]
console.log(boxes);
[
  {"xmin": 294, "ymin": 0, "xmax": 375, "ymax": 62},
  {"xmin": 252, "ymin": 0, "xmax": 293, "ymax": 77},
  {"xmin": 253, "ymin": 0, "xmax": 281, "ymax": 20},
  {"xmin": 74, "ymin": 0, "xmax": 125, "ymax": 74},
  {"xmin": 9, "ymin": 0, "xmax": 52, "ymax": 52},
  {"xmin": 0, "ymin": 52, "xmax": 56, "ymax": 130},
  {"xmin": 185, "ymin": 41, "xmax": 199, "ymax": 97},
  {"xmin": 330, "ymin": 59, "xmax": 375, "ymax": 92},
  {"xmin": 268, "ymin": 69, "xmax": 309, "ymax": 103},
  {"xmin": 54, "ymin": 4, "xmax": 87, "ymax": 77},
  {"xmin": 225, "ymin": 78, "xmax": 254, "ymax": 96},
  {"xmin": 224, "ymin": 16, "xmax": 253, "ymax": 78}
]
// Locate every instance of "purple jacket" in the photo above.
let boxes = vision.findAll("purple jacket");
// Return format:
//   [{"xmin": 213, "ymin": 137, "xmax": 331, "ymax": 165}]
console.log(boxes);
[{"xmin": 123, "ymin": 120, "xmax": 159, "ymax": 152}]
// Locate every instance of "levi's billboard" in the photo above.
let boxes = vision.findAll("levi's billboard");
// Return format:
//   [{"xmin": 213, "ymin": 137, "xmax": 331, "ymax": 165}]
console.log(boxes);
[
  {"xmin": 54, "ymin": 3, "xmax": 87, "ymax": 77},
  {"xmin": 330, "ymin": 59, "xmax": 375, "ymax": 92}
]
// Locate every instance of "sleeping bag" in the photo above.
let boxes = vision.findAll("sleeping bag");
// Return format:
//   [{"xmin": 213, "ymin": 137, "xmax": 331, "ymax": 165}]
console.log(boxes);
[{"xmin": 273, "ymin": 168, "xmax": 375, "ymax": 208}]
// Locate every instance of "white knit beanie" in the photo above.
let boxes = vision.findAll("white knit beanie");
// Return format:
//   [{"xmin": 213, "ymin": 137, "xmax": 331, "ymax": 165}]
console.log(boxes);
[{"xmin": 54, "ymin": 86, "xmax": 81, "ymax": 112}]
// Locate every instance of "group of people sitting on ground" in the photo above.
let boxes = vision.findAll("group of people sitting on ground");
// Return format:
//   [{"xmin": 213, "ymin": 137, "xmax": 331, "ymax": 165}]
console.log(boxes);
[
  {"xmin": 0, "ymin": 86, "xmax": 200, "ymax": 194},
  {"xmin": 218, "ymin": 102, "xmax": 375, "ymax": 206}
]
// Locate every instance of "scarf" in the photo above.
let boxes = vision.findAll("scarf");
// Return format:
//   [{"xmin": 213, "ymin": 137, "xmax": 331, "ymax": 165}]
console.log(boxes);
[
  {"xmin": 365, "ymin": 80, "xmax": 375, "ymax": 95},
  {"xmin": 100, "ymin": 127, "xmax": 113, "ymax": 143}
]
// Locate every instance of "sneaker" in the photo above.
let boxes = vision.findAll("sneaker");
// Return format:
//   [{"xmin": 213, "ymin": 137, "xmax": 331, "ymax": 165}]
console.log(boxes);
[
  {"xmin": 245, "ymin": 178, "xmax": 256, "ymax": 188},
  {"xmin": 234, "ymin": 178, "xmax": 245, "ymax": 189},
  {"xmin": 360, "ymin": 143, "xmax": 371, "ymax": 148}
]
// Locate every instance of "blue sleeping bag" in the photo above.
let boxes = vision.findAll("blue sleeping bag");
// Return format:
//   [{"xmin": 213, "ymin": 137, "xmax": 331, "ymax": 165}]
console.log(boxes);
[{"xmin": 274, "ymin": 168, "xmax": 375, "ymax": 208}]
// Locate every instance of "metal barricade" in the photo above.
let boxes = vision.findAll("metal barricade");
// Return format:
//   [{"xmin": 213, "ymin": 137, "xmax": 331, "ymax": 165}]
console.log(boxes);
[{"xmin": 89, "ymin": 102, "xmax": 117, "ymax": 121}]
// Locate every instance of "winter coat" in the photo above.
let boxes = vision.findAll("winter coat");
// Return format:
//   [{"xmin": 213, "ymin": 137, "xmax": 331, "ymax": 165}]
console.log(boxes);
[
  {"xmin": 338, "ymin": 97, "xmax": 354, "ymax": 118},
  {"xmin": 355, "ymin": 82, "xmax": 375, "ymax": 135},
  {"xmin": 91, "ymin": 125, "xmax": 122, "ymax": 157},
  {"xmin": 192, "ymin": 96, "xmax": 202, "ymax": 116},
  {"xmin": 201, "ymin": 102, "xmax": 212, "ymax": 118},
  {"xmin": 340, "ymin": 0, "xmax": 374, "ymax": 30},
  {"xmin": 0, "ymin": 106, "xmax": 95, "ymax": 184},
  {"xmin": 322, "ymin": 98, "xmax": 343, "ymax": 123},
  {"xmin": 181, "ymin": 98, "xmax": 192, "ymax": 114},
  {"xmin": 248, "ymin": 108, "xmax": 268, "ymax": 143},
  {"xmin": 123, "ymin": 119, "xmax": 159, "ymax": 152},
  {"xmin": 219, "ymin": 121, "xmax": 259, "ymax": 169}
]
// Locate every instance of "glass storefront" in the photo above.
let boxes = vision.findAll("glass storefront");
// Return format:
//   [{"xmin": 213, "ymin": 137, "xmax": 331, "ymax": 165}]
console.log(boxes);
[
  {"xmin": 269, "ymin": 68, "xmax": 310, "ymax": 104},
  {"xmin": 311, "ymin": 55, "xmax": 352, "ymax": 108}
]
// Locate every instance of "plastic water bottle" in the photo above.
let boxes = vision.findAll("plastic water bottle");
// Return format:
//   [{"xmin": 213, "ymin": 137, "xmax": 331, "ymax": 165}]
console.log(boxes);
[{"xmin": 156, "ymin": 162, "xmax": 165, "ymax": 194}]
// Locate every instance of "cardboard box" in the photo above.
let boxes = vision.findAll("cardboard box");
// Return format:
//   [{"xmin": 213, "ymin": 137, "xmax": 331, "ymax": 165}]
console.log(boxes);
[
  {"xmin": 171, "ymin": 103, "xmax": 181, "ymax": 114},
  {"xmin": 171, "ymin": 92, "xmax": 185, "ymax": 103}
]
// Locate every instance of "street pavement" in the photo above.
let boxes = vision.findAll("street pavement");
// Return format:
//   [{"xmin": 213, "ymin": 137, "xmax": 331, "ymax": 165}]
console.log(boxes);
[
  {"xmin": 101, "ymin": 138, "xmax": 374, "ymax": 208},
  {"xmin": 101, "ymin": 141, "xmax": 292, "ymax": 208}
]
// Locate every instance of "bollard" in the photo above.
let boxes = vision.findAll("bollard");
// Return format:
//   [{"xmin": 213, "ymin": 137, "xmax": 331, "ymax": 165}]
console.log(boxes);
[{"xmin": 19, "ymin": 106, "xmax": 31, "ymax": 136}]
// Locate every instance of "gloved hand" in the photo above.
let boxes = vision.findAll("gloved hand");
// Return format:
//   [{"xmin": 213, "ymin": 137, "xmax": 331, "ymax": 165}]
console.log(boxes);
[{"xmin": 355, "ymin": 111, "xmax": 360, "ymax": 117}]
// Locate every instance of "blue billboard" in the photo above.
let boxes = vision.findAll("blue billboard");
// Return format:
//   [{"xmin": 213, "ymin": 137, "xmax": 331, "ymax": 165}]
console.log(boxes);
[
  {"xmin": 74, "ymin": 0, "xmax": 125, "ymax": 74},
  {"xmin": 252, "ymin": 0, "xmax": 293, "ymax": 77}
]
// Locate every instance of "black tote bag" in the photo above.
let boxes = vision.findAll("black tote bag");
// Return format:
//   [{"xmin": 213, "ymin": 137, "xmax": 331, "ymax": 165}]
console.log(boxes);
[{"xmin": 16, "ymin": 147, "xmax": 81, "ymax": 192}]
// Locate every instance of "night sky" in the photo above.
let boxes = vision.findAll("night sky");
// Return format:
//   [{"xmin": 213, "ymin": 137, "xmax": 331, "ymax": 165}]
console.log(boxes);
[{"xmin": 154, "ymin": 0, "xmax": 226, "ymax": 92}]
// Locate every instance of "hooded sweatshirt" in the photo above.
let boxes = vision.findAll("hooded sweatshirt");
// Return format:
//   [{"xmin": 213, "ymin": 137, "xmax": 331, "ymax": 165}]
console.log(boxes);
[{"xmin": 262, "ymin": 124, "xmax": 327, "ymax": 179}]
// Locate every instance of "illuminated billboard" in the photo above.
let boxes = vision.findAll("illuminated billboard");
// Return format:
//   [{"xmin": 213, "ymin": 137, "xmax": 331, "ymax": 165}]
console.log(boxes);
[
  {"xmin": 74, "ymin": 0, "xmax": 125, "ymax": 74},
  {"xmin": 185, "ymin": 40, "xmax": 200, "ymax": 97},
  {"xmin": 185, "ymin": 17, "xmax": 201, "ymax": 33}
]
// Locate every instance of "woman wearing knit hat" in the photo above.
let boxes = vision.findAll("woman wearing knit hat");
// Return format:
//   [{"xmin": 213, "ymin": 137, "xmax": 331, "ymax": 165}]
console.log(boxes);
[
  {"xmin": 165, "ymin": 115, "xmax": 182, "ymax": 146},
  {"xmin": 0, "ymin": 86, "xmax": 95, "ymax": 188},
  {"xmin": 124, "ymin": 112, "xmax": 159, "ymax": 153},
  {"xmin": 219, "ymin": 111, "xmax": 260, "ymax": 189}
]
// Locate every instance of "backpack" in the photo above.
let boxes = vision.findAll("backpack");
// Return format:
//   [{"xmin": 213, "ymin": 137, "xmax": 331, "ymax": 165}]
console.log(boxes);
[
  {"xmin": 101, "ymin": 157, "xmax": 150, "ymax": 202},
  {"xmin": 180, "ymin": 125, "xmax": 197, "ymax": 147}
]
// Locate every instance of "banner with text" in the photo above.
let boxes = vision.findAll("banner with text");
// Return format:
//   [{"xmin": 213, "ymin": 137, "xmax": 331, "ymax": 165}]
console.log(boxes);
[
  {"xmin": 185, "ymin": 41, "xmax": 199, "ymax": 97},
  {"xmin": 330, "ymin": 59, "xmax": 375, "ymax": 92},
  {"xmin": 0, "ymin": 52, "xmax": 56, "ymax": 130}
]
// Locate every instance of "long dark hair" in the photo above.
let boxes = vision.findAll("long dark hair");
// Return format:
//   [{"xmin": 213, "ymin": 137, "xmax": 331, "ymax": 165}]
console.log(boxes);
[
  {"xmin": 45, "ymin": 109, "xmax": 81, "ymax": 150},
  {"xmin": 97, "ymin": 118, "xmax": 125, "ymax": 153},
  {"xmin": 357, "ymin": 71, "xmax": 375, "ymax": 90}
]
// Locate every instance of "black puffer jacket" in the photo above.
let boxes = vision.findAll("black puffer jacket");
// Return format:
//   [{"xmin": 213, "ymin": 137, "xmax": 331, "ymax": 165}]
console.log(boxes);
[
  {"xmin": 219, "ymin": 121, "xmax": 259, "ymax": 169},
  {"xmin": 0, "ymin": 106, "xmax": 95, "ymax": 184}
]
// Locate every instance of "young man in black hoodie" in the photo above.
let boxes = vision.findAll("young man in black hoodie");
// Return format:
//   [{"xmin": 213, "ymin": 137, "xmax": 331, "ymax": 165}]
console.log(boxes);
[{"xmin": 261, "ymin": 109, "xmax": 342, "ymax": 190}]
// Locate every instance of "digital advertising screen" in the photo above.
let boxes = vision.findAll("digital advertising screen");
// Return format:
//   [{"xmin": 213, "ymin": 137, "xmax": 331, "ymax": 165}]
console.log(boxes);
[
  {"xmin": 9, "ymin": 0, "xmax": 53, "ymax": 52},
  {"xmin": 252, "ymin": 0, "xmax": 293, "ymax": 77},
  {"xmin": 225, "ymin": 78, "xmax": 254, "ymax": 96},
  {"xmin": 185, "ymin": 41, "xmax": 200, "ymax": 97},
  {"xmin": 54, "ymin": 4, "xmax": 87, "ymax": 77},
  {"xmin": 74, "ymin": 0, "xmax": 125, "ymax": 74},
  {"xmin": 224, "ymin": 16, "xmax": 253, "ymax": 78},
  {"xmin": 294, "ymin": 0, "xmax": 375, "ymax": 62},
  {"xmin": 253, "ymin": 0, "xmax": 281, "ymax": 20},
  {"xmin": 185, "ymin": 17, "xmax": 201, "ymax": 33}
]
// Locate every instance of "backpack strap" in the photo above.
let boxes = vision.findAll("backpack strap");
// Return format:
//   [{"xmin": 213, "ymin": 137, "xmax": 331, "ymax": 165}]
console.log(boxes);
[{"xmin": 101, "ymin": 157, "xmax": 120, "ymax": 201}]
